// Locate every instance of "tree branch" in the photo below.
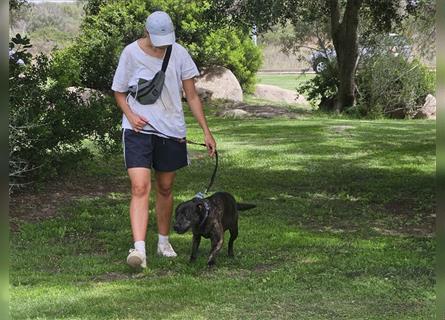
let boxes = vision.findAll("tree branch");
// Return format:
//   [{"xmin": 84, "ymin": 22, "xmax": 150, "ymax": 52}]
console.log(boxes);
[
  {"xmin": 342, "ymin": 0, "xmax": 363, "ymax": 27},
  {"xmin": 328, "ymin": 0, "xmax": 340, "ymax": 32}
]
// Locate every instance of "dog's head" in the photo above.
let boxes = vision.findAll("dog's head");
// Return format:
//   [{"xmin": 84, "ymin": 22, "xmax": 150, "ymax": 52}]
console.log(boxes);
[{"xmin": 173, "ymin": 198, "xmax": 206, "ymax": 234}]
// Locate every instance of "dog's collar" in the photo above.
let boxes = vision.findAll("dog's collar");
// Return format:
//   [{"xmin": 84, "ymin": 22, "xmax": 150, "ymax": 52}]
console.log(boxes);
[
  {"xmin": 199, "ymin": 200, "xmax": 211, "ymax": 229},
  {"xmin": 194, "ymin": 192, "xmax": 205, "ymax": 199}
]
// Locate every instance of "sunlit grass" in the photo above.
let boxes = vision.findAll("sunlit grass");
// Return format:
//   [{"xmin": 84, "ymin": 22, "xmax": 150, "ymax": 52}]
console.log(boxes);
[
  {"xmin": 256, "ymin": 73, "xmax": 315, "ymax": 91},
  {"xmin": 10, "ymin": 112, "xmax": 435, "ymax": 319}
]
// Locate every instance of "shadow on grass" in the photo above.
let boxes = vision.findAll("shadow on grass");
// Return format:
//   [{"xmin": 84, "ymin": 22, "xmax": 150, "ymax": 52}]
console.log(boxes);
[
  {"xmin": 181, "ymin": 119, "xmax": 436, "ymax": 241},
  {"xmin": 10, "ymin": 117, "xmax": 436, "ymax": 319}
]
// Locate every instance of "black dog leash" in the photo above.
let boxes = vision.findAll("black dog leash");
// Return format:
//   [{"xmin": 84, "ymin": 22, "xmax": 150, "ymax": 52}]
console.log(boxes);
[{"xmin": 139, "ymin": 124, "xmax": 218, "ymax": 195}]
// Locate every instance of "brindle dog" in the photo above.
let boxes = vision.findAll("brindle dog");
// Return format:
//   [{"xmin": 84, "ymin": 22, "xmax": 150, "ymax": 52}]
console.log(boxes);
[{"xmin": 173, "ymin": 192, "xmax": 255, "ymax": 267}]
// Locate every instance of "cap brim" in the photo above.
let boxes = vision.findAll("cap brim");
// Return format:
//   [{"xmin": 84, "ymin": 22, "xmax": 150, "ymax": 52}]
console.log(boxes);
[{"xmin": 149, "ymin": 32, "xmax": 176, "ymax": 47}]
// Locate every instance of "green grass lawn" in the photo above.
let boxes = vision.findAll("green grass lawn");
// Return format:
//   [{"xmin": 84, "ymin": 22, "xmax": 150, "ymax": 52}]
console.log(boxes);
[
  {"xmin": 10, "ymin": 110, "xmax": 435, "ymax": 319},
  {"xmin": 256, "ymin": 73, "xmax": 315, "ymax": 91},
  {"xmin": 245, "ymin": 73, "xmax": 315, "ymax": 107}
]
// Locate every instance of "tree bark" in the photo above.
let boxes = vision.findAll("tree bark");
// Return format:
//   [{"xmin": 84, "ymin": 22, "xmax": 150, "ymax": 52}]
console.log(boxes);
[{"xmin": 329, "ymin": 0, "xmax": 363, "ymax": 112}]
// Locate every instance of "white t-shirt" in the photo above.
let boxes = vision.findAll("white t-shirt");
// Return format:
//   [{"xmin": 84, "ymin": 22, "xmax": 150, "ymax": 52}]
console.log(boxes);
[{"xmin": 111, "ymin": 41, "xmax": 200, "ymax": 138}]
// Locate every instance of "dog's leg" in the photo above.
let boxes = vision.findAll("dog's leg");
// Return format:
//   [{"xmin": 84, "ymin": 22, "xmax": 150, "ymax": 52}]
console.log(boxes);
[
  {"xmin": 207, "ymin": 226, "xmax": 224, "ymax": 267},
  {"xmin": 228, "ymin": 223, "xmax": 238, "ymax": 258},
  {"xmin": 189, "ymin": 234, "xmax": 201, "ymax": 262}
]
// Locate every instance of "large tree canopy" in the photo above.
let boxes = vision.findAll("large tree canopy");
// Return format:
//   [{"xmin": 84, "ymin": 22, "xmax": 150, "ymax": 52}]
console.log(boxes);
[{"xmin": 213, "ymin": 0, "xmax": 433, "ymax": 111}]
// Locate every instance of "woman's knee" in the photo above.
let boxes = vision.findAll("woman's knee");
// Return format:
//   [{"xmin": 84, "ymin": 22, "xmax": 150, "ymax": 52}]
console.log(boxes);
[
  {"xmin": 157, "ymin": 182, "xmax": 173, "ymax": 197},
  {"xmin": 156, "ymin": 173, "xmax": 175, "ymax": 197},
  {"xmin": 131, "ymin": 182, "xmax": 151, "ymax": 197},
  {"xmin": 157, "ymin": 185, "xmax": 173, "ymax": 197}
]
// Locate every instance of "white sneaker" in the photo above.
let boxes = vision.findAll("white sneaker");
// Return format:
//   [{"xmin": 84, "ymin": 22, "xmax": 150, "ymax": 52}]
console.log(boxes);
[
  {"xmin": 157, "ymin": 242, "xmax": 177, "ymax": 258},
  {"xmin": 127, "ymin": 249, "xmax": 147, "ymax": 268}
]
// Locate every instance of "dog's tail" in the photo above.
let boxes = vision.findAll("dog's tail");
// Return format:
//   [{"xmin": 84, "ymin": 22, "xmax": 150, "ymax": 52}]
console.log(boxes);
[{"xmin": 236, "ymin": 203, "xmax": 256, "ymax": 211}]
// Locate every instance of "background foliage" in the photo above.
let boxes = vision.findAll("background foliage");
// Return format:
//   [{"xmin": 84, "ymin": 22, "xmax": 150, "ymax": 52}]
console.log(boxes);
[
  {"xmin": 9, "ymin": 2, "xmax": 84, "ymax": 55},
  {"xmin": 9, "ymin": 34, "xmax": 120, "ymax": 192},
  {"xmin": 8, "ymin": 0, "xmax": 263, "ymax": 191},
  {"xmin": 56, "ymin": 0, "xmax": 262, "ymax": 93},
  {"xmin": 8, "ymin": 0, "xmax": 436, "ymax": 191},
  {"xmin": 355, "ymin": 55, "xmax": 435, "ymax": 118},
  {"xmin": 298, "ymin": 52, "xmax": 435, "ymax": 118},
  {"xmin": 250, "ymin": 0, "xmax": 435, "ymax": 112}
]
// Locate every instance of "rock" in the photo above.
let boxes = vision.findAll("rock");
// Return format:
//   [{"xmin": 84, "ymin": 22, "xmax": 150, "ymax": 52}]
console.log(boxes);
[
  {"xmin": 254, "ymin": 84, "xmax": 309, "ymax": 105},
  {"xmin": 216, "ymin": 108, "xmax": 250, "ymax": 119},
  {"xmin": 195, "ymin": 66, "xmax": 243, "ymax": 102},
  {"xmin": 181, "ymin": 87, "xmax": 213, "ymax": 102},
  {"xmin": 214, "ymin": 101, "xmax": 308, "ymax": 119},
  {"xmin": 196, "ymin": 87, "xmax": 213, "ymax": 102},
  {"xmin": 414, "ymin": 94, "xmax": 436, "ymax": 119},
  {"xmin": 330, "ymin": 125, "xmax": 355, "ymax": 133}
]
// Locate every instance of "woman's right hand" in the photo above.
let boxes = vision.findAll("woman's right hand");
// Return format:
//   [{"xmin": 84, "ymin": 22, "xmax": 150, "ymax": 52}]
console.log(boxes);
[{"xmin": 128, "ymin": 112, "xmax": 149, "ymax": 132}]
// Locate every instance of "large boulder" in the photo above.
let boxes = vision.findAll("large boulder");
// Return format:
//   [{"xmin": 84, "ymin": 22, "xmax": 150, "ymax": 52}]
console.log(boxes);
[
  {"xmin": 254, "ymin": 84, "xmax": 309, "ymax": 105},
  {"xmin": 195, "ymin": 66, "xmax": 243, "ymax": 102},
  {"xmin": 414, "ymin": 94, "xmax": 436, "ymax": 119}
]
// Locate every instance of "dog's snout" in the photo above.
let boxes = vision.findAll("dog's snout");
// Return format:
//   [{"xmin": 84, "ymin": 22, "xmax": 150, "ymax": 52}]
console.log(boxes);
[{"xmin": 173, "ymin": 223, "xmax": 189, "ymax": 234}]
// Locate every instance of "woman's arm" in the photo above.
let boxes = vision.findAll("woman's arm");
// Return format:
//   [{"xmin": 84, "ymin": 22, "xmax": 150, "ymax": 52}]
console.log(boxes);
[
  {"xmin": 114, "ymin": 91, "xmax": 148, "ymax": 132},
  {"xmin": 182, "ymin": 78, "xmax": 216, "ymax": 157}
]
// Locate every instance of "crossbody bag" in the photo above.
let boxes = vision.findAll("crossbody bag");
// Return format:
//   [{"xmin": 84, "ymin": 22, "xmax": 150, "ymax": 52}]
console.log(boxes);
[{"xmin": 127, "ymin": 45, "xmax": 172, "ymax": 105}]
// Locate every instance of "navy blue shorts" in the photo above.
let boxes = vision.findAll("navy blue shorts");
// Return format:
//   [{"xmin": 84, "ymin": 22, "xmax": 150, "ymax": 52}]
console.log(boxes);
[{"xmin": 122, "ymin": 129, "xmax": 189, "ymax": 172}]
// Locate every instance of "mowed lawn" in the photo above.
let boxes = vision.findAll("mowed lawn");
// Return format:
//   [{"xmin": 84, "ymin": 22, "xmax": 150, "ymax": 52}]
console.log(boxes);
[
  {"xmin": 256, "ymin": 73, "xmax": 315, "ymax": 91},
  {"xmin": 10, "ymin": 110, "xmax": 435, "ymax": 319}
]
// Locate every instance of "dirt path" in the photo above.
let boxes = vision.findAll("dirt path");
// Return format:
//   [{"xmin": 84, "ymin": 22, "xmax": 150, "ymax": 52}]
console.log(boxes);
[
  {"xmin": 9, "ymin": 176, "xmax": 129, "ymax": 231},
  {"xmin": 214, "ymin": 101, "xmax": 311, "ymax": 119}
]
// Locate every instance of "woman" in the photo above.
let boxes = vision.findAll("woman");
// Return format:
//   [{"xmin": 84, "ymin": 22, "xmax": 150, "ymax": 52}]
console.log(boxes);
[{"xmin": 112, "ymin": 11, "xmax": 216, "ymax": 268}]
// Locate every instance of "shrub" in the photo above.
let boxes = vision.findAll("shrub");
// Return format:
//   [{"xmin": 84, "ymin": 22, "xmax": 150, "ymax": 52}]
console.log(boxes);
[
  {"xmin": 356, "ymin": 55, "xmax": 435, "ymax": 118},
  {"xmin": 297, "ymin": 59, "xmax": 339, "ymax": 111},
  {"xmin": 154, "ymin": 0, "xmax": 262, "ymax": 92},
  {"xmin": 202, "ymin": 28, "xmax": 262, "ymax": 93},
  {"xmin": 73, "ymin": 0, "xmax": 148, "ymax": 90},
  {"xmin": 298, "ymin": 53, "xmax": 435, "ymax": 118},
  {"xmin": 9, "ymin": 34, "xmax": 120, "ymax": 192}
]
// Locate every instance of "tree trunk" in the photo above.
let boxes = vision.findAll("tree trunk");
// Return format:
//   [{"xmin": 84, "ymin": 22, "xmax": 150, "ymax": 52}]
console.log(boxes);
[{"xmin": 329, "ymin": 0, "xmax": 363, "ymax": 112}]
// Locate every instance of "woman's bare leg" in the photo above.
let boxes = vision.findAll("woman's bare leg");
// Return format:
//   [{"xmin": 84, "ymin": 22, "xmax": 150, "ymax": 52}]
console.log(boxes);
[
  {"xmin": 128, "ymin": 168, "xmax": 151, "ymax": 241},
  {"xmin": 155, "ymin": 171, "xmax": 176, "ymax": 236}
]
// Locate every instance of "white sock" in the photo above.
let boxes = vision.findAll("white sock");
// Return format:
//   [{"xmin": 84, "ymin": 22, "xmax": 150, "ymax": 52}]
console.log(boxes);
[
  {"xmin": 134, "ymin": 241, "xmax": 146, "ymax": 256},
  {"xmin": 158, "ymin": 234, "xmax": 169, "ymax": 245}
]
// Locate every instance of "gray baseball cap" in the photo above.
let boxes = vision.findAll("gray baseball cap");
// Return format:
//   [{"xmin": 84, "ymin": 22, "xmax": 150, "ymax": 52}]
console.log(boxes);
[{"xmin": 145, "ymin": 11, "xmax": 176, "ymax": 47}]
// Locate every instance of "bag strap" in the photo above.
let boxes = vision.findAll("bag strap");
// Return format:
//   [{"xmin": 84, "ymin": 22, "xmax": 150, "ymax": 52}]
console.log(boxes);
[{"xmin": 161, "ymin": 45, "xmax": 172, "ymax": 72}]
